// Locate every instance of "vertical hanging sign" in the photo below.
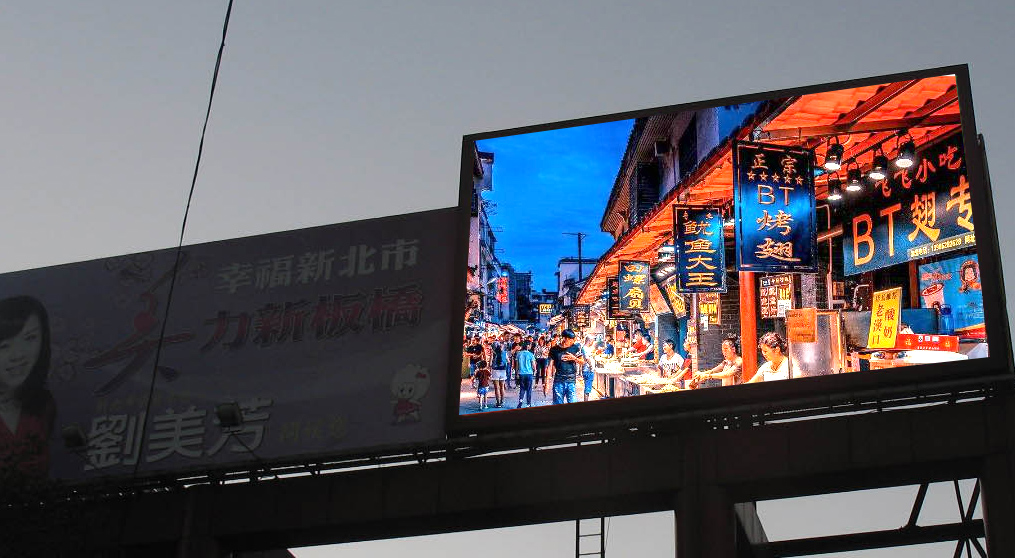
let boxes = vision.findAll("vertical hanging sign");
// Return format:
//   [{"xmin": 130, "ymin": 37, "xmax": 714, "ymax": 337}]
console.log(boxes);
[
  {"xmin": 734, "ymin": 141, "xmax": 818, "ymax": 273},
  {"xmin": 607, "ymin": 278, "xmax": 629, "ymax": 319},
  {"xmin": 618, "ymin": 260, "xmax": 650, "ymax": 314},
  {"xmin": 674, "ymin": 205, "xmax": 726, "ymax": 292}
]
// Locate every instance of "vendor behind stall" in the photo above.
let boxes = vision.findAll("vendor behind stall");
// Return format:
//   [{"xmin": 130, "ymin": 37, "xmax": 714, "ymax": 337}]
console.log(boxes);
[
  {"xmin": 657, "ymin": 339, "xmax": 684, "ymax": 378},
  {"xmin": 748, "ymin": 332, "xmax": 789, "ymax": 383},
  {"xmin": 695, "ymin": 337, "xmax": 743, "ymax": 387},
  {"xmin": 629, "ymin": 329, "xmax": 654, "ymax": 361}
]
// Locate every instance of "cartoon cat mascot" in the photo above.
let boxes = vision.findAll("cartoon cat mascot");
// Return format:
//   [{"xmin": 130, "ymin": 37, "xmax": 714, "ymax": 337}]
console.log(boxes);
[{"xmin": 391, "ymin": 364, "xmax": 430, "ymax": 423}]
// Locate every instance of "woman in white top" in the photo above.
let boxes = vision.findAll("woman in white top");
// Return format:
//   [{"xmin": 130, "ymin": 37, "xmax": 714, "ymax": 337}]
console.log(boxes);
[
  {"xmin": 657, "ymin": 339, "xmax": 684, "ymax": 378},
  {"xmin": 748, "ymin": 332, "xmax": 789, "ymax": 383}
]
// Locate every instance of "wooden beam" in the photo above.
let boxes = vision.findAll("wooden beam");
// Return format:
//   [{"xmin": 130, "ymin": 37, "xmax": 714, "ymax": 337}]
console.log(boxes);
[{"xmin": 760, "ymin": 113, "xmax": 960, "ymax": 141}]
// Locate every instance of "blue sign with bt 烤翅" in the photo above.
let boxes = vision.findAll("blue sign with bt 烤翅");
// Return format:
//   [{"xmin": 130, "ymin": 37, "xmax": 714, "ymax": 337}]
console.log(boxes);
[
  {"xmin": 733, "ymin": 141, "xmax": 818, "ymax": 273},
  {"xmin": 673, "ymin": 205, "xmax": 726, "ymax": 292}
]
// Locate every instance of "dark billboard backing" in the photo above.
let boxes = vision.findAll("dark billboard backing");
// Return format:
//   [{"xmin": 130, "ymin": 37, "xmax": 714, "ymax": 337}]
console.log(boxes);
[
  {"xmin": 451, "ymin": 65, "xmax": 1011, "ymax": 433},
  {"xmin": 0, "ymin": 209, "xmax": 456, "ymax": 482}
]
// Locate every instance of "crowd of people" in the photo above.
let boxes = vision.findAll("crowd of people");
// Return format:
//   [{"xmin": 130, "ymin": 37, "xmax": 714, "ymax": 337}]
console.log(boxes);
[
  {"xmin": 463, "ymin": 329, "xmax": 607, "ymax": 410},
  {"xmin": 462, "ymin": 327, "xmax": 793, "ymax": 411}
]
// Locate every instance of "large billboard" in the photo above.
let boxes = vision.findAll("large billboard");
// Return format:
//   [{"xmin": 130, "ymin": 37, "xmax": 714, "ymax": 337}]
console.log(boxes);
[
  {"xmin": 0, "ymin": 208, "xmax": 456, "ymax": 482},
  {"xmin": 451, "ymin": 65, "xmax": 1010, "ymax": 433}
]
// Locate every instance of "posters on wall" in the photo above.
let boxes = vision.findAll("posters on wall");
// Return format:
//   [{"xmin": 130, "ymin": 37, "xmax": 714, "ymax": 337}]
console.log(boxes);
[
  {"xmin": 918, "ymin": 253, "xmax": 985, "ymax": 339},
  {"xmin": 759, "ymin": 274, "xmax": 794, "ymax": 319}
]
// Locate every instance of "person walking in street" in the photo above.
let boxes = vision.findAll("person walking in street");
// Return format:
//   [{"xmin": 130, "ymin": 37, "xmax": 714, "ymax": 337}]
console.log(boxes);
[
  {"xmin": 581, "ymin": 333, "xmax": 598, "ymax": 402},
  {"xmin": 515, "ymin": 341, "xmax": 536, "ymax": 408},
  {"xmin": 547, "ymin": 329, "xmax": 582, "ymax": 404},
  {"xmin": 465, "ymin": 335, "xmax": 483, "ymax": 378},
  {"xmin": 489, "ymin": 338, "xmax": 508, "ymax": 407},
  {"xmin": 473, "ymin": 359, "xmax": 492, "ymax": 410},
  {"xmin": 534, "ymin": 336, "xmax": 549, "ymax": 393}
]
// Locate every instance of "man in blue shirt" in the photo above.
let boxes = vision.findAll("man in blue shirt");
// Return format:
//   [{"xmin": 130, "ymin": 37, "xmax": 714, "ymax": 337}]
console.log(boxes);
[{"xmin": 548, "ymin": 329, "xmax": 582, "ymax": 404}]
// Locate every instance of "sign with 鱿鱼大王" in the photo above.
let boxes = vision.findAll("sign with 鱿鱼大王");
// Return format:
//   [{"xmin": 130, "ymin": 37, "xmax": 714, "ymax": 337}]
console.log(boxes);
[
  {"xmin": 618, "ymin": 261, "xmax": 650, "ymax": 314},
  {"xmin": 674, "ymin": 206, "xmax": 726, "ymax": 292},
  {"xmin": 734, "ymin": 141, "xmax": 817, "ymax": 273},
  {"xmin": 844, "ymin": 133, "xmax": 974, "ymax": 275},
  {"xmin": 0, "ymin": 208, "xmax": 457, "ymax": 483},
  {"xmin": 538, "ymin": 303, "xmax": 554, "ymax": 315}
]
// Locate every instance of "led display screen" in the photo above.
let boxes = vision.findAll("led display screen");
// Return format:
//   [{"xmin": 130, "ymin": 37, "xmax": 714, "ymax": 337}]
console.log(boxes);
[{"xmin": 453, "ymin": 66, "xmax": 1007, "ymax": 428}]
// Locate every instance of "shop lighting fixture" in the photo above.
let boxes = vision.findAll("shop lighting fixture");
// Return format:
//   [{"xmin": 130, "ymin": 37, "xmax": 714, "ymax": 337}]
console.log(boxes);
[
  {"xmin": 823, "ymin": 138, "xmax": 844, "ymax": 171},
  {"xmin": 216, "ymin": 402, "xmax": 244, "ymax": 428},
  {"xmin": 868, "ymin": 146, "xmax": 889, "ymax": 181},
  {"xmin": 845, "ymin": 165, "xmax": 864, "ymax": 193},
  {"xmin": 827, "ymin": 176, "xmax": 843, "ymax": 201},
  {"xmin": 894, "ymin": 133, "xmax": 916, "ymax": 169},
  {"xmin": 61, "ymin": 425, "xmax": 88, "ymax": 449}
]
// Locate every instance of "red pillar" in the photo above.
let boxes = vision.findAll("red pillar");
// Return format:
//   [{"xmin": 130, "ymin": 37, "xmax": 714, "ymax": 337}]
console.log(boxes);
[{"xmin": 739, "ymin": 271, "xmax": 758, "ymax": 381}]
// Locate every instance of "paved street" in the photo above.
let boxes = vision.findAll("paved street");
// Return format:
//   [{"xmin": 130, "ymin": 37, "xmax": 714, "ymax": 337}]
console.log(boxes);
[{"xmin": 458, "ymin": 376, "xmax": 603, "ymax": 415}]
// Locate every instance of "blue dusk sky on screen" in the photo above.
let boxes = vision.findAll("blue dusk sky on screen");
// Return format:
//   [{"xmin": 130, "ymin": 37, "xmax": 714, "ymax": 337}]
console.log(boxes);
[{"xmin": 477, "ymin": 119, "xmax": 634, "ymax": 292}]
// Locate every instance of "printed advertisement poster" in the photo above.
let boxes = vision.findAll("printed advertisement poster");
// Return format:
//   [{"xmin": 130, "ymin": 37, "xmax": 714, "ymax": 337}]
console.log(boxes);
[
  {"xmin": 0, "ymin": 209, "xmax": 456, "ymax": 482},
  {"xmin": 918, "ymin": 253, "xmax": 985, "ymax": 339}
]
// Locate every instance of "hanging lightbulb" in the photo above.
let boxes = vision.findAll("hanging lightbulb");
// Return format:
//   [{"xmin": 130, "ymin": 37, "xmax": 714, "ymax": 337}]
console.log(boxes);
[
  {"xmin": 895, "ymin": 140, "xmax": 916, "ymax": 169},
  {"xmin": 823, "ymin": 139, "xmax": 844, "ymax": 171},
  {"xmin": 845, "ymin": 166, "xmax": 864, "ymax": 193},
  {"xmin": 827, "ymin": 176, "xmax": 843, "ymax": 201},
  {"xmin": 868, "ymin": 146, "xmax": 889, "ymax": 181}
]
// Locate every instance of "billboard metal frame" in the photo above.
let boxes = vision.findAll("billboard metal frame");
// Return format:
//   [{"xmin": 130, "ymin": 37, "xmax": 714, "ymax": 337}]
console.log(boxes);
[{"xmin": 447, "ymin": 64, "xmax": 1014, "ymax": 436}]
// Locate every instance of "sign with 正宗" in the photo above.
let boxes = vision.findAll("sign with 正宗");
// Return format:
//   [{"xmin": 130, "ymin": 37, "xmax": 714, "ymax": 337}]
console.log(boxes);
[
  {"xmin": 697, "ymin": 292, "xmax": 721, "ymax": 325},
  {"xmin": 607, "ymin": 278, "xmax": 630, "ymax": 319},
  {"xmin": 918, "ymin": 253, "xmax": 985, "ymax": 339},
  {"xmin": 571, "ymin": 304, "xmax": 591, "ymax": 328},
  {"xmin": 844, "ymin": 133, "xmax": 974, "ymax": 275},
  {"xmin": 734, "ymin": 141, "xmax": 818, "ymax": 273},
  {"xmin": 785, "ymin": 307, "xmax": 817, "ymax": 343},
  {"xmin": 760, "ymin": 274, "xmax": 794, "ymax": 318},
  {"xmin": 674, "ymin": 206, "xmax": 726, "ymax": 292},
  {"xmin": 618, "ymin": 260, "xmax": 650, "ymax": 313},
  {"xmin": 894, "ymin": 333, "xmax": 959, "ymax": 352},
  {"xmin": 538, "ymin": 303, "xmax": 554, "ymax": 315},
  {"xmin": 868, "ymin": 287, "xmax": 903, "ymax": 349}
]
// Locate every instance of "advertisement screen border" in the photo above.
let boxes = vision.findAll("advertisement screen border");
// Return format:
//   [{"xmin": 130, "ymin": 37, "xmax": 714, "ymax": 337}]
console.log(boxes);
[{"xmin": 446, "ymin": 64, "xmax": 1013, "ymax": 437}]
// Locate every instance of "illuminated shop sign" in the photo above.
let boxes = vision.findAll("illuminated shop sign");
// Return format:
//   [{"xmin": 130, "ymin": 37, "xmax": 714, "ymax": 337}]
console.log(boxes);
[
  {"xmin": 674, "ymin": 206, "xmax": 726, "ymax": 292},
  {"xmin": 844, "ymin": 133, "xmax": 973, "ymax": 275},
  {"xmin": 617, "ymin": 260, "xmax": 650, "ymax": 313},
  {"xmin": 734, "ymin": 141, "xmax": 818, "ymax": 273}
]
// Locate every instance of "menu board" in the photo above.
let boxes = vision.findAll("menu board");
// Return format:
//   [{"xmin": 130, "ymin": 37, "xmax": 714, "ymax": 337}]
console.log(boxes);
[
  {"xmin": 868, "ymin": 287, "xmax": 903, "ymax": 349},
  {"xmin": 760, "ymin": 274, "xmax": 794, "ymax": 318},
  {"xmin": 785, "ymin": 308, "xmax": 817, "ymax": 343},
  {"xmin": 698, "ymin": 292, "xmax": 721, "ymax": 325}
]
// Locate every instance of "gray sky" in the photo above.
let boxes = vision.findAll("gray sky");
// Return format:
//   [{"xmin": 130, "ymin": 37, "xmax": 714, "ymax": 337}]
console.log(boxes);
[{"xmin": 3, "ymin": 0, "xmax": 1011, "ymax": 555}]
